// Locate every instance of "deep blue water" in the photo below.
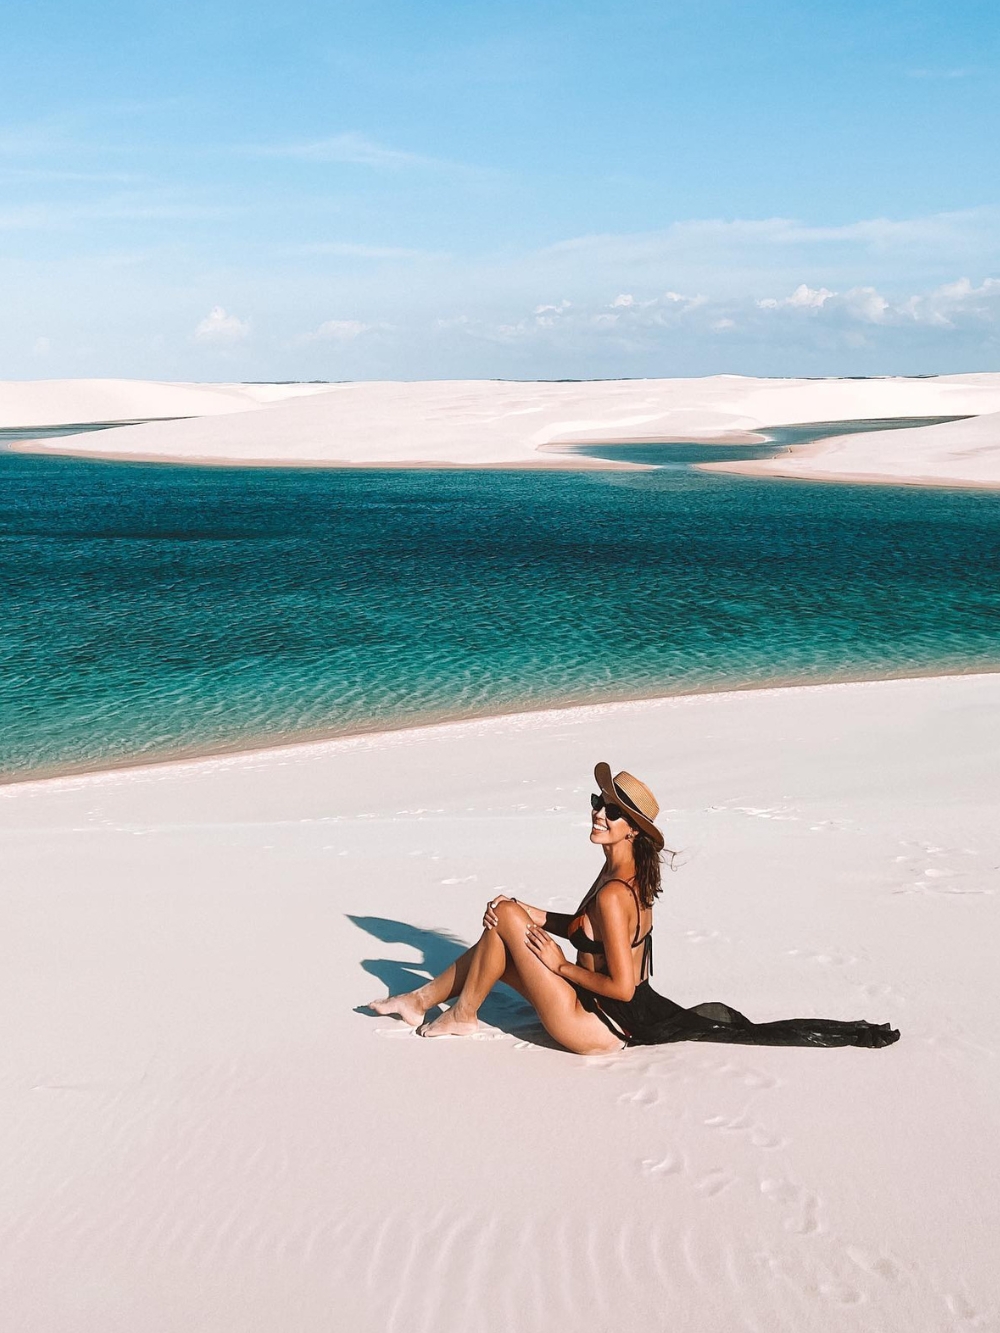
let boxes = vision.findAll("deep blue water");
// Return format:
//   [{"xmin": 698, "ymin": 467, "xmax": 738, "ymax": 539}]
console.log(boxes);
[{"xmin": 1, "ymin": 417, "xmax": 999, "ymax": 779}]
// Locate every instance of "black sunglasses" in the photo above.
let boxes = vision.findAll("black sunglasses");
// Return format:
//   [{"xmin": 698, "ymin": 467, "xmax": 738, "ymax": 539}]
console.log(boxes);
[{"xmin": 591, "ymin": 792, "xmax": 628, "ymax": 822}]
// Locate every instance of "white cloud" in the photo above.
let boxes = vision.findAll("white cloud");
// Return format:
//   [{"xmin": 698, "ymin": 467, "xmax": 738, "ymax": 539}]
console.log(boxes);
[
  {"xmin": 312, "ymin": 319, "xmax": 371, "ymax": 342},
  {"xmin": 753, "ymin": 278, "xmax": 1000, "ymax": 331},
  {"xmin": 540, "ymin": 208, "xmax": 1000, "ymax": 275},
  {"xmin": 899, "ymin": 277, "xmax": 1000, "ymax": 328},
  {"xmin": 443, "ymin": 270, "xmax": 1000, "ymax": 362},
  {"xmin": 759, "ymin": 284, "xmax": 834, "ymax": 310},
  {"xmin": 8, "ymin": 193, "xmax": 1000, "ymax": 379},
  {"xmin": 533, "ymin": 299, "xmax": 571, "ymax": 327},
  {"xmin": 300, "ymin": 318, "xmax": 395, "ymax": 344},
  {"xmin": 193, "ymin": 306, "xmax": 251, "ymax": 344},
  {"xmin": 788, "ymin": 283, "xmax": 834, "ymax": 308},
  {"xmin": 843, "ymin": 286, "xmax": 891, "ymax": 323}
]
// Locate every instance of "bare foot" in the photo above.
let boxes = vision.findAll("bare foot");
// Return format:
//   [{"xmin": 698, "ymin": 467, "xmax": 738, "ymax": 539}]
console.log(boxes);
[
  {"xmin": 368, "ymin": 991, "xmax": 426, "ymax": 1027},
  {"xmin": 418, "ymin": 1006, "xmax": 480, "ymax": 1039}
]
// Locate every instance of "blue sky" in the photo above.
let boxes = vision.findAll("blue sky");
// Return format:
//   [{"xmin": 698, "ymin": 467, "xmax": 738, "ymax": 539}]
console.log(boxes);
[{"xmin": 2, "ymin": 0, "xmax": 999, "ymax": 380}]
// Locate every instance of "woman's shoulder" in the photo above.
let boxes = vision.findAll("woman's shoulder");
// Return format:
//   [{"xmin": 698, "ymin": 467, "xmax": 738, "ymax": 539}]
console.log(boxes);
[{"xmin": 595, "ymin": 877, "xmax": 637, "ymax": 907}]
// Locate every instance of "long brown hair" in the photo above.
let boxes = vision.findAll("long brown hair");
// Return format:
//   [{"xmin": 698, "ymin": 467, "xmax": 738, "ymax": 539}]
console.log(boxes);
[{"xmin": 629, "ymin": 825, "xmax": 675, "ymax": 909}]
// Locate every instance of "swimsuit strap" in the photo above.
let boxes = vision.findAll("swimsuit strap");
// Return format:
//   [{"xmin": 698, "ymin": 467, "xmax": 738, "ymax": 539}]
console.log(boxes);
[
  {"xmin": 621, "ymin": 878, "xmax": 653, "ymax": 977},
  {"xmin": 639, "ymin": 930, "xmax": 653, "ymax": 982},
  {"xmin": 576, "ymin": 879, "xmax": 654, "ymax": 978},
  {"xmin": 599, "ymin": 878, "xmax": 649, "ymax": 949}
]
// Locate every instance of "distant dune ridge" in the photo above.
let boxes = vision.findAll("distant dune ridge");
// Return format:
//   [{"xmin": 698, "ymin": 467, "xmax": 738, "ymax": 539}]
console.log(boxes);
[
  {"xmin": 0, "ymin": 378, "xmax": 335, "ymax": 428},
  {"xmin": 6, "ymin": 373, "xmax": 1000, "ymax": 487}
]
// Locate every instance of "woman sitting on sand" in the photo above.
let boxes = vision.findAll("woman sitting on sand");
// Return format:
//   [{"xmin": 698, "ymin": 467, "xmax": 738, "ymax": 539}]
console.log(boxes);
[{"xmin": 370, "ymin": 763, "xmax": 899, "ymax": 1053}]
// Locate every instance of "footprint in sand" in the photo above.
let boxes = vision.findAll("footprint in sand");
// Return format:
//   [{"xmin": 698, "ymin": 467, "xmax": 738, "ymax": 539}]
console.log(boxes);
[
  {"xmin": 617, "ymin": 1086, "xmax": 660, "ymax": 1108},
  {"xmin": 640, "ymin": 1151, "xmax": 684, "ymax": 1178},
  {"xmin": 732, "ymin": 805, "xmax": 800, "ymax": 822},
  {"xmin": 759, "ymin": 1254, "xmax": 863, "ymax": 1306},
  {"xmin": 639, "ymin": 1153, "xmax": 736, "ymax": 1197},
  {"xmin": 845, "ymin": 1244, "xmax": 906, "ymax": 1283},
  {"xmin": 891, "ymin": 843, "xmax": 993, "ymax": 897},
  {"xmin": 760, "ymin": 1176, "xmax": 821, "ymax": 1235},
  {"xmin": 703, "ymin": 1113, "xmax": 785, "ymax": 1149},
  {"xmin": 943, "ymin": 1292, "xmax": 988, "ymax": 1326},
  {"xmin": 694, "ymin": 1168, "xmax": 739, "ymax": 1198},
  {"xmin": 818, "ymin": 1279, "xmax": 865, "ymax": 1306}
]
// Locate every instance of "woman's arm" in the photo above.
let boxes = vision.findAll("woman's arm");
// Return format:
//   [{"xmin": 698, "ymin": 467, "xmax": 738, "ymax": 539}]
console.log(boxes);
[
  {"xmin": 540, "ymin": 911, "xmax": 572, "ymax": 939},
  {"xmin": 526, "ymin": 883, "xmax": 637, "ymax": 1003}
]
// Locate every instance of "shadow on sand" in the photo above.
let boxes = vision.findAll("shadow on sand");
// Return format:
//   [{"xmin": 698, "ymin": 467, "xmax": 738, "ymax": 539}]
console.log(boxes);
[{"xmin": 348, "ymin": 914, "xmax": 555, "ymax": 1043}]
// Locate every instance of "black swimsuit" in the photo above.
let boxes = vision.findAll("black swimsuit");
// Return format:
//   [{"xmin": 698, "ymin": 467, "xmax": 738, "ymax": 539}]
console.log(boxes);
[{"xmin": 569, "ymin": 881, "xmax": 899, "ymax": 1050}]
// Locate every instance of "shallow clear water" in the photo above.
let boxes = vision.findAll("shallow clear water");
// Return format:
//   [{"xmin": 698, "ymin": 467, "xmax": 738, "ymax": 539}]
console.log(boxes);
[{"xmin": 1, "ymin": 418, "xmax": 999, "ymax": 778}]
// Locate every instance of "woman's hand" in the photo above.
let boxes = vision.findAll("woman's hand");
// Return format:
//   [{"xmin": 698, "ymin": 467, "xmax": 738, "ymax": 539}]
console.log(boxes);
[
  {"xmin": 525, "ymin": 924, "xmax": 566, "ymax": 975},
  {"xmin": 483, "ymin": 894, "xmax": 513, "ymax": 930}
]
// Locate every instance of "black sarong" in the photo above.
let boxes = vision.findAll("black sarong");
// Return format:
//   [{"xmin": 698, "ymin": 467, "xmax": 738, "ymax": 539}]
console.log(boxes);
[{"xmin": 579, "ymin": 980, "xmax": 899, "ymax": 1049}]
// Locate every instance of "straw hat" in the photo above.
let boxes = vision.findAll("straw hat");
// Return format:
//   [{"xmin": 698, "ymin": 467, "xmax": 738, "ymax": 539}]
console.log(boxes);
[{"xmin": 594, "ymin": 762, "xmax": 664, "ymax": 849}]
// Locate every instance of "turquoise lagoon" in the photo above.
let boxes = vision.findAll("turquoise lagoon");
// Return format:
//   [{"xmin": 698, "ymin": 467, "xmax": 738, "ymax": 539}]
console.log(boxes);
[{"xmin": 1, "ymin": 418, "xmax": 999, "ymax": 779}]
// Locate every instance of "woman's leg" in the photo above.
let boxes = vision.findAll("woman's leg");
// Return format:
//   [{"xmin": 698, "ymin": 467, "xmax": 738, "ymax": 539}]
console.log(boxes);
[
  {"xmin": 369, "ymin": 933, "xmax": 502, "ymax": 1027},
  {"xmin": 418, "ymin": 922, "xmax": 511, "ymax": 1037},
  {"xmin": 421, "ymin": 900, "xmax": 624, "ymax": 1054}
]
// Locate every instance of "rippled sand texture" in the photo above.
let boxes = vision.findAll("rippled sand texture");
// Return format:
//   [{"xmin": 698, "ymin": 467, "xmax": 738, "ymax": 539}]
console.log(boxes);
[
  {"xmin": 2, "ymin": 675, "xmax": 997, "ymax": 1332},
  {"xmin": 4, "ymin": 439, "xmax": 1000, "ymax": 778}
]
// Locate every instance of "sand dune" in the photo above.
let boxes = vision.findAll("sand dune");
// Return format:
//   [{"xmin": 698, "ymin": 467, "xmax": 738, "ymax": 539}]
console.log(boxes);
[
  {"xmin": 708, "ymin": 408, "xmax": 1000, "ymax": 489},
  {"xmin": 10, "ymin": 373, "xmax": 1000, "ymax": 486},
  {"xmin": 0, "ymin": 378, "xmax": 338, "ymax": 429},
  {"xmin": 2, "ymin": 674, "xmax": 998, "ymax": 1331}
]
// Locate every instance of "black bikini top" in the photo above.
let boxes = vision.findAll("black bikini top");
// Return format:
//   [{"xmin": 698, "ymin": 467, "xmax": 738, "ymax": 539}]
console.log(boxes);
[{"xmin": 568, "ymin": 878, "xmax": 653, "ymax": 981}]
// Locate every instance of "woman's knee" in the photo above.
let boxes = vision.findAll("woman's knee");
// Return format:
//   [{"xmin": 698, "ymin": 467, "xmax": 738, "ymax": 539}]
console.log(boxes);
[{"xmin": 493, "ymin": 898, "xmax": 529, "ymax": 932}]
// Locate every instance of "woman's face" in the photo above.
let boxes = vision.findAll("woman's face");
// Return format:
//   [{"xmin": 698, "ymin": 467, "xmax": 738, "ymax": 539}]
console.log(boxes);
[{"xmin": 590, "ymin": 796, "xmax": 635, "ymax": 848}]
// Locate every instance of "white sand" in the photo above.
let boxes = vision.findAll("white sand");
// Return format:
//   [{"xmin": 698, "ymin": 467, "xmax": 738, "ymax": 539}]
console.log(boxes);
[
  {"xmin": 2, "ymin": 673, "xmax": 998, "ymax": 1332},
  {"xmin": 10, "ymin": 373, "xmax": 1000, "ymax": 486},
  {"xmin": 0, "ymin": 378, "xmax": 338, "ymax": 429},
  {"xmin": 706, "ymin": 409, "xmax": 1000, "ymax": 489}
]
